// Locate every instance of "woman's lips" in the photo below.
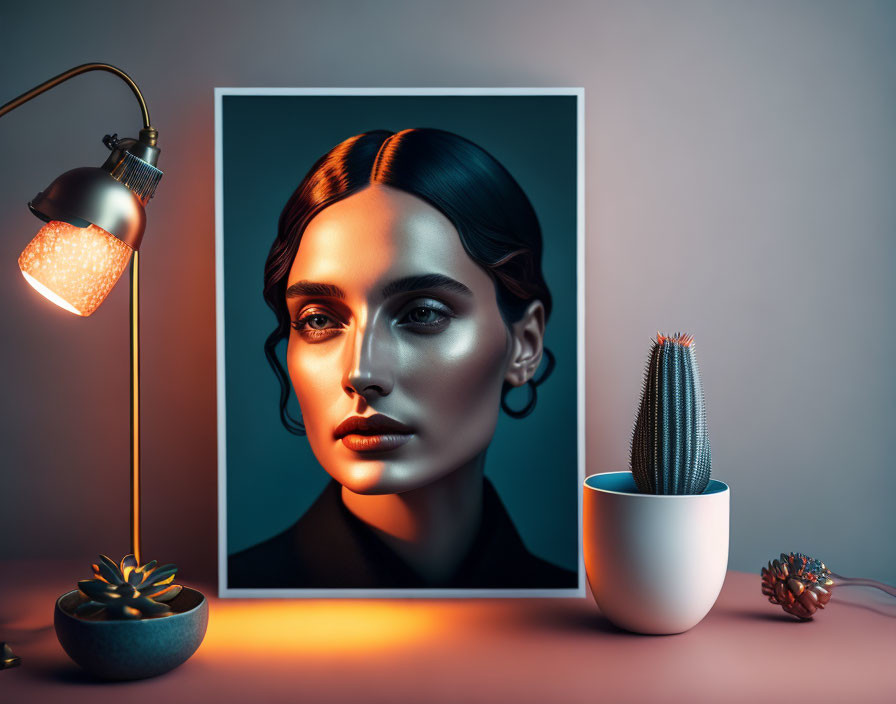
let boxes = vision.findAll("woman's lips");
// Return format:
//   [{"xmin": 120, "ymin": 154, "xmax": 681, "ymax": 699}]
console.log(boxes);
[
  {"xmin": 334, "ymin": 414, "xmax": 414, "ymax": 453},
  {"xmin": 339, "ymin": 433, "xmax": 413, "ymax": 452}
]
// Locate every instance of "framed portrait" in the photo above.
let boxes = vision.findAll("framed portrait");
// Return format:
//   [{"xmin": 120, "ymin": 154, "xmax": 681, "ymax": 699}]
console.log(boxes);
[{"xmin": 215, "ymin": 88, "xmax": 584, "ymax": 597}]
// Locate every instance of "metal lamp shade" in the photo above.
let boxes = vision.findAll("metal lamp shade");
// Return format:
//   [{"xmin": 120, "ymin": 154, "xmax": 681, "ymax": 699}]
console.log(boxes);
[{"xmin": 18, "ymin": 167, "xmax": 146, "ymax": 316}]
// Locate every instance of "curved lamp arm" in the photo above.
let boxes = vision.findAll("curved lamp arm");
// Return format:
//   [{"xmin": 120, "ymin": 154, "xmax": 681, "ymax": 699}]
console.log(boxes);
[{"xmin": 0, "ymin": 63, "xmax": 152, "ymax": 136}]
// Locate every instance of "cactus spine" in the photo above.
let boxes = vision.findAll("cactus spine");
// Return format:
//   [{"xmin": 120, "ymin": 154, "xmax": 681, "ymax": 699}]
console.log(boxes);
[{"xmin": 631, "ymin": 332, "xmax": 711, "ymax": 494}]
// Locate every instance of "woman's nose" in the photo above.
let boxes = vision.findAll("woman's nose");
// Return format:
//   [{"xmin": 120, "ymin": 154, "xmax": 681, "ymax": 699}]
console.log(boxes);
[{"xmin": 342, "ymin": 318, "xmax": 394, "ymax": 399}]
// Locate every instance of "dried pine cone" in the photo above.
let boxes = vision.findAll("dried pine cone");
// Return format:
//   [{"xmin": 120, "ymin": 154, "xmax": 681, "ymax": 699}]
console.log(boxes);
[{"xmin": 761, "ymin": 552, "xmax": 834, "ymax": 620}]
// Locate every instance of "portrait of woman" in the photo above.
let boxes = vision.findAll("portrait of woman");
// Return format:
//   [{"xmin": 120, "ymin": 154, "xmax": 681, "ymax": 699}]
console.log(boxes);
[{"xmin": 218, "ymin": 91, "xmax": 581, "ymax": 595}]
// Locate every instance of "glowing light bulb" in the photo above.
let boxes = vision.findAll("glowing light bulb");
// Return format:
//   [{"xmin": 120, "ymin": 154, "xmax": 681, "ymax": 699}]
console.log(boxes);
[{"xmin": 18, "ymin": 220, "xmax": 133, "ymax": 316}]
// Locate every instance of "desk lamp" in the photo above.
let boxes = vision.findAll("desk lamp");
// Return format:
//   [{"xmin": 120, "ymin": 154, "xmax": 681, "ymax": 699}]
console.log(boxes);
[{"xmin": 1, "ymin": 63, "xmax": 207, "ymax": 680}]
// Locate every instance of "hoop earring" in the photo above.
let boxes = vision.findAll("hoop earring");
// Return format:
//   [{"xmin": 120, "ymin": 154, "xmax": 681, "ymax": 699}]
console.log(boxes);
[
  {"xmin": 500, "ymin": 347, "xmax": 555, "ymax": 419},
  {"xmin": 501, "ymin": 379, "xmax": 537, "ymax": 418}
]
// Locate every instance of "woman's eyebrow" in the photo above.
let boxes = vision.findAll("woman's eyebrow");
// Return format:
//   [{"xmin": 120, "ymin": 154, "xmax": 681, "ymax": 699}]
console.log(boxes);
[
  {"xmin": 381, "ymin": 273, "xmax": 473, "ymax": 298},
  {"xmin": 285, "ymin": 274, "xmax": 473, "ymax": 301},
  {"xmin": 285, "ymin": 281, "xmax": 345, "ymax": 299}
]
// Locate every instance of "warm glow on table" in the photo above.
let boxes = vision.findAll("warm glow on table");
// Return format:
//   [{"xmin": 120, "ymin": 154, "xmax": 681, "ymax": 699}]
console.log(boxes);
[{"xmin": 203, "ymin": 600, "xmax": 459, "ymax": 656}]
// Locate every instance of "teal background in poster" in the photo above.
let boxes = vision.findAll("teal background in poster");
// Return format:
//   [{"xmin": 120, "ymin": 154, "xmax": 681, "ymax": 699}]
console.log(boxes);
[{"xmin": 221, "ymin": 94, "xmax": 579, "ymax": 572}]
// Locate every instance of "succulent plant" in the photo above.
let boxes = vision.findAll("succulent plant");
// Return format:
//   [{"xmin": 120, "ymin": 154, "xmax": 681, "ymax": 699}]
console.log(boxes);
[
  {"xmin": 75, "ymin": 554, "xmax": 182, "ymax": 620},
  {"xmin": 761, "ymin": 552, "xmax": 834, "ymax": 620},
  {"xmin": 631, "ymin": 332, "xmax": 711, "ymax": 494}
]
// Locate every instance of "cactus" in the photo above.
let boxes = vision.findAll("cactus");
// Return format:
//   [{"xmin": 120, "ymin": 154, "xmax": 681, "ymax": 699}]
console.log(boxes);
[
  {"xmin": 631, "ymin": 332, "xmax": 711, "ymax": 494},
  {"xmin": 74, "ymin": 554, "xmax": 182, "ymax": 620}
]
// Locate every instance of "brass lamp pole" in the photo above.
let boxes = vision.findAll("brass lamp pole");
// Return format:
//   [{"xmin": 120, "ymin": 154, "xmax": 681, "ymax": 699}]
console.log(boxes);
[{"xmin": 0, "ymin": 63, "xmax": 163, "ymax": 565}]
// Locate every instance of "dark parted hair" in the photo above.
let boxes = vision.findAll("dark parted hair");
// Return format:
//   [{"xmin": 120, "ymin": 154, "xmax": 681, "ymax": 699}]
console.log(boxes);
[{"xmin": 263, "ymin": 128, "xmax": 554, "ymax": 435}]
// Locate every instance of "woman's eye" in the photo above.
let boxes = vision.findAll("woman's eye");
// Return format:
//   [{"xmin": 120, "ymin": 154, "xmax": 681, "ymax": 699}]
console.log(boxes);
[
  {"xmin": 408, "ymin": 307, "xmax": 440, "ymax": 324},
  {"xmin": 291, "ymin": 311, "xmax": 342, "ymax": 339},
  {"xmin": 305, "ymin": 314, "xmax": 332, "ymax": 330},
  {"xmin": 398, "ymin": 302, "xmax": 454, "ymax": 332}
]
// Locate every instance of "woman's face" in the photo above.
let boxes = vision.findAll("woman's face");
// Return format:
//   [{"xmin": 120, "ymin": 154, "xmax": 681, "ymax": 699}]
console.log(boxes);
[{"xmin": 285, "ymin": 184, "xmax": 513, "ymax": 495}]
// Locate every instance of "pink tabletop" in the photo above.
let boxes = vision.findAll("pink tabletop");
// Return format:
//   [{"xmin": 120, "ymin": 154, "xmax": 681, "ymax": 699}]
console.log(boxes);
[{"xmin": 1, "ymin": 560, "xmax": 894, "ymax": 703}]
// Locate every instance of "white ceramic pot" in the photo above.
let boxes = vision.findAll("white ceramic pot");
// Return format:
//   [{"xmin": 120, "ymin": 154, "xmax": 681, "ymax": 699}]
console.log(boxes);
[{"xmin": 583, "ymin": 471, "xmax": 729, "ymax": 634}]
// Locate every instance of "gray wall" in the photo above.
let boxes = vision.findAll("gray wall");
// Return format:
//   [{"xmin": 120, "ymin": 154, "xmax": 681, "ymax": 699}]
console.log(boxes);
[{"xmin": 1, "ymin": 0, "xmax": 893, "ymax": 586}]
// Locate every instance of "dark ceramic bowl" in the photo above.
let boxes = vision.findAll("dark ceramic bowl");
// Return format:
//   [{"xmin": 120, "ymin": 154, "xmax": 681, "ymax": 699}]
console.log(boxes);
[{"xmin": 54, "ymin": 587, "xmax": 208, "ymax": 680}]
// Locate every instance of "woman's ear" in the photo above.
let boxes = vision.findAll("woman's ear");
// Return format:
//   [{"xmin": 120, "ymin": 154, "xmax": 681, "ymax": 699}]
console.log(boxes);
[{"xmin": 504, "ymin": 300, "xmax": 546, "ymax": 387}]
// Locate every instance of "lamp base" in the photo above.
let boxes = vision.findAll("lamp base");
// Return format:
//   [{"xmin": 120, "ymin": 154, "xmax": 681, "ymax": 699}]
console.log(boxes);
[{"xmin": 54, "ymin": 587, "xmax": 207, "ymax": 680}]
